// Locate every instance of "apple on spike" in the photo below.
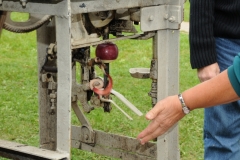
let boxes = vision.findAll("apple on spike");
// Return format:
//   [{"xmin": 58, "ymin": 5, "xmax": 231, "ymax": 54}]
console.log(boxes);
[{"xmin": 95, "ymin": 42, "xmax": 118, "ymax": 63}]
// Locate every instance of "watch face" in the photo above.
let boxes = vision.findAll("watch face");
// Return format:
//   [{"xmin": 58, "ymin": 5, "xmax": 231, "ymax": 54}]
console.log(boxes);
[{"xmin": 183, "ymin": 107, "xmax": 190, "ymax": 114}]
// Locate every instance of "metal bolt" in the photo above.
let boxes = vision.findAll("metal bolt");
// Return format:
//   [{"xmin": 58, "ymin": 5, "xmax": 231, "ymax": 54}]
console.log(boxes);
[
  {"xmin": 20, "ymin": 0, "xmax": 27, "ymax": 7},
  {"xmin": 168, "ymin": 16, "xmax": 176, "ymax": 22},
  {"xmin": 149, "ymin": 15, "xmax": 154, "ymax": 21},
  {"xmin": 79, "ymin": 3, "xmax": 86, "ymax": 8}
]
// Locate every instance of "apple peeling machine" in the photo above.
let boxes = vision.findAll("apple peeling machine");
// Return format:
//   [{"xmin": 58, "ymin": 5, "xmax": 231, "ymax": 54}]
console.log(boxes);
[{"xmin": 0, "ymin": 0, "xmax": 184, "ymax": 159}]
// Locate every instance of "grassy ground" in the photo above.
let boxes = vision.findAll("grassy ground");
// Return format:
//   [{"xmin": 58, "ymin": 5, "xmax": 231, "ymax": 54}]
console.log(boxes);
[
  {"xmin": 0, "ymin": 4, "xmax": 204, "ymax": 160},
  {"xmin": 184, "ymin": 1, "xmax": 190, "ymax": 22}
]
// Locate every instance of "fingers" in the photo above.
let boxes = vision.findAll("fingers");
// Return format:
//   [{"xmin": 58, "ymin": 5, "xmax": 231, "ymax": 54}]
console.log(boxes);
[
  {"xmin": 198, "ymin": 70, "xmax": 216, "ymax": 82},
  {"xmin": 137, "ymin": 108, "xmax": 170, "ymax": 144},
  {"xmin": 197, "ymin": 63, "xmax": 220, "ymax": 82},
  {"xmin": 145, "ymin": 101, "xmax": 164, "ymax": 120},
  {"xmin": 137, "ymin": 120, "xmax": 162, "ymax": 144},
  {"xmin": 138, "ymin": 127, "xmax": 162, "ymax": 144},
  {"xmin": 137, "ymin": 96, "xmax": 185, "ymax": 144},
  {"xmin": 137, "ymin": 101, "xmax": 166, "ymax": 143}
]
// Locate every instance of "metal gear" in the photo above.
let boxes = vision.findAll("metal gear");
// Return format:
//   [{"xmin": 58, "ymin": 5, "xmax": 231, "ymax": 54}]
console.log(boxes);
[{"xmin": 3, "ymin": 12, "xmax": 52, "ymax": 33}]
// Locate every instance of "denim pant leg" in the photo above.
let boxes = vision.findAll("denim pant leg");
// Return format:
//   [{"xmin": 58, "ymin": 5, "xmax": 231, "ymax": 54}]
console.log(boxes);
[{"xmin": 204, "ymin": 38, "xmax": 240, "ymax": 160}]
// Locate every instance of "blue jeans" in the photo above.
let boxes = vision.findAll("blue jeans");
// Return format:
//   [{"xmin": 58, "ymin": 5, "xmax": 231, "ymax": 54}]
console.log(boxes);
[{"xmin": 204, "ymin": 38, "xmax": 240, "ymax": 160}]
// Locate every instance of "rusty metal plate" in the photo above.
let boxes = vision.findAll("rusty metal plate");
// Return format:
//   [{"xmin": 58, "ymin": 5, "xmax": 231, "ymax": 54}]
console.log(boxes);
[{"xmin": 72, "ymin": 125, "xmax": 157, "ymax": 160}]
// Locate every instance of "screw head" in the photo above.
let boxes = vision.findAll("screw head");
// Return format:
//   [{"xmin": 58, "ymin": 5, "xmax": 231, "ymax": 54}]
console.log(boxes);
[{"xmin": 149, "ymin": 15, "xmax": 154, "ymax": 21}]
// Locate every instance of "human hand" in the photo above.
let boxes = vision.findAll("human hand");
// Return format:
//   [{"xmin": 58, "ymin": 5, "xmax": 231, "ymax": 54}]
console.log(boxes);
[
  {"xmin": 197, "ymin": 63, "xmax": 220, "ymax": 82},
  {"xmin": 137, "ymin": 95, "xmax": 185, "ymax": 145}
]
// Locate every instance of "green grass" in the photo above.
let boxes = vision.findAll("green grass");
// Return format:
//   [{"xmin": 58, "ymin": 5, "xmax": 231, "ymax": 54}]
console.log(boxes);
[
  {"xmin": 184, "ymin": 1, "xmax": 190, "ymax": 22},
  {"xmin": 0, "ymin": 7, "xmax": 204, "ymax": 160}
]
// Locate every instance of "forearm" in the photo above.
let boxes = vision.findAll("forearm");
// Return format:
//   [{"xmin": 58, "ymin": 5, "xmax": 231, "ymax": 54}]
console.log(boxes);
[
  {"xmin": 183, "ymin": 70, "xmax": 239, "ymax": 110},
  {"xmin": 138, "ymin": 60, "xmax": 240, "ymax": 144}
]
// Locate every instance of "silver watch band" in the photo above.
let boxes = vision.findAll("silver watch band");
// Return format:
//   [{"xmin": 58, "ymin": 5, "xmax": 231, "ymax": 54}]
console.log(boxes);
[{"xmin": 178, "ymin": 94, "xmax": 190, "ymax": 114}]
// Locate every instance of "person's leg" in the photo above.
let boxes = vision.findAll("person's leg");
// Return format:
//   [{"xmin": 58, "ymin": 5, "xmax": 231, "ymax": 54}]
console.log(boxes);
[{"xmin": 204, "ymin": 38, "xmax": 240, "ymax": 160}]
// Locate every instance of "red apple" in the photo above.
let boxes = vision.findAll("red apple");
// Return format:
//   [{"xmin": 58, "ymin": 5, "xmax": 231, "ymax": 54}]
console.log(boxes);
[{"xmin": 95, "ymin": 42, "xmax": 118, "ymax": 63}]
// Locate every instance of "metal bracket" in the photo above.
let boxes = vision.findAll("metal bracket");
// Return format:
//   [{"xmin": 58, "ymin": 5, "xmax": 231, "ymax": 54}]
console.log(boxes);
[
  {"xmin": 140, "ymin": 5, "xmax": 182, "ymax": 31},
  {"xmin": 41, "ymin": 73, "xmax": 57, "ymax": 114},
  {"xmin": 72, "ymin": 102, "xmax": 96, "ymax": 145},
  {"xmin": 72, "ymin": 83, "xmax": 94, "ymax": 113}
]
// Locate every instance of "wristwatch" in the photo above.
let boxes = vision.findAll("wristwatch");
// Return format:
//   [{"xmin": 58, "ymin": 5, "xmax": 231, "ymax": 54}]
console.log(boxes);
[{"xmin": 178, "ymin": 94, "xmax": 190, "ymax": 114}]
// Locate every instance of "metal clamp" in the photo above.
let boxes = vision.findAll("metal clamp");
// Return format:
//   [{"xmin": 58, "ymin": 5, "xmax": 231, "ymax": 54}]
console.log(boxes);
[{"xmin": 140, "ymin": 5, "xmax": 182, "ymax": 31}]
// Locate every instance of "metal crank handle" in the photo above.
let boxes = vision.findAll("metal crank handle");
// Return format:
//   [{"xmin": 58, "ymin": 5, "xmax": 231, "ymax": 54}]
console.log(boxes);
[
  {"xmin": 110, "ymin": 89, "xmax": 143, "ymax": 116},
  {"xmin": 99, "ymin": 96, "xmax": 133, "ymax": 120}
]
